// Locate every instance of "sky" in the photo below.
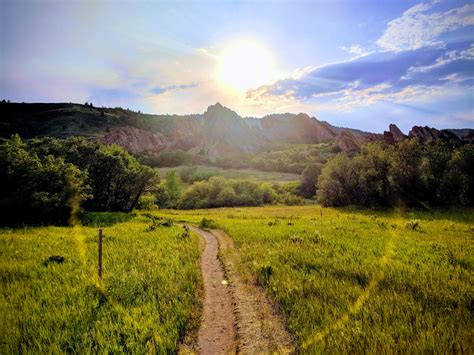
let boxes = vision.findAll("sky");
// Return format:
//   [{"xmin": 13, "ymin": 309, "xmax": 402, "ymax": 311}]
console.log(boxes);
[{"xmin": 1, "ymin": 0, "xmax": 473, "ymax": 133}]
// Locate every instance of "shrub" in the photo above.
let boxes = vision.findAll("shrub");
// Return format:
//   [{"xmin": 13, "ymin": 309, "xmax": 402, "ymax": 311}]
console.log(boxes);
[
  {"xmin": 405, "ymin": 219, "xmax": 421, "ymax": 231},
  {"xmin": 199, "ymin": 218, "xmax": 217, "ymax": 230},
  {"xmin": 138, "ymin": 193, "xmax": 157, "ymax": 210}
]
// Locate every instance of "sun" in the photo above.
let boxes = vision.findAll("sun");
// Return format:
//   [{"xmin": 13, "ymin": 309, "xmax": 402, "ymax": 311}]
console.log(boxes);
[{"xmin": 217, "ymin": 39, "xmax": 277, "ymax": 92}]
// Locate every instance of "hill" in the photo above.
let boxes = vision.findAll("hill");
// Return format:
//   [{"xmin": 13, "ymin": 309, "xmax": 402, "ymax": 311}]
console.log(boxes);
[{"xmin": 1, "ymin": 101, "xmax": 472, "ymax": 162}]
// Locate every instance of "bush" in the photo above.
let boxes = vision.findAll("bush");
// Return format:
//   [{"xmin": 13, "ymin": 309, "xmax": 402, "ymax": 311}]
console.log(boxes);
[
  {"xmin": 178, "ymin": 176, "xmax": 304, "ymax": 209},
  {"xmin": 199, "ymin": 218, "xmax": 217, "ymax": 230},
  {"xmin": 138, "ymin": 193, "xmax": 157, "ymax": 210}
]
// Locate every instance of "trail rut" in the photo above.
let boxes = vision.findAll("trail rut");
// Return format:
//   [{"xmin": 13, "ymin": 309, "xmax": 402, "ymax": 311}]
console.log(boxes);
[
  {"xmin": 189, "ymin": 226, "xmax": 236, "ymax": 354},
  {"xmin": 189, "ymin": 226, "xmax": 294, "ymax": 354}
]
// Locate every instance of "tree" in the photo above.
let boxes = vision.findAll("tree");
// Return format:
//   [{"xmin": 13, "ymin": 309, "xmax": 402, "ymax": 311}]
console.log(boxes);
[
  {"xmin": 317, "ymin": 153, "xmax": 360, "ymax": 206},
  {"xmin": 420, "ymin": 142, "xmax": 452, "ymax": 205},
  {"xmin": 164, "ymin": 171, "xmax": 182, "ymax": 208},
  {"xmin": 454, "ymin": 144, "xmax": 474, "ymax": 205},
  {"xmin": 27, "ymin": 137, "xmax": 158, "ymax": 212},
  {"xmin": 216, "ymin": 186, "xmax": 237, "ymax": 207},
  {"xmin": 179, "ymin": 181, "xmax": 210, "ymax": 209},
  {"xmin": 298, "ymin": 163, "xmax": 322, "ymax": 198},
  {"xmin": 261, "ymin": 183, "xmax": 277, "ymax": 204},
  {"xmin": 0, "ymin": 135, "xmax": 90, "ymax": 225},
  {"xmin": 390, "ymin": 139, "xmax": 425, "ymax": 206},
  {"xmin": 355, "ymin": 142, "xmax": 394, "ymax": 206}
]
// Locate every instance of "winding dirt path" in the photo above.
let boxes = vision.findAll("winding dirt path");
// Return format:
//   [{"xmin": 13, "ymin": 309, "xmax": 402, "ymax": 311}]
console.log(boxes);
[
  {"xmin": 189, "ymin": 226, "xmax": 236, "ymax": 354},
  {"xmin": 189, "ymin": 226, "xmax": 294, "ymax": 354}
]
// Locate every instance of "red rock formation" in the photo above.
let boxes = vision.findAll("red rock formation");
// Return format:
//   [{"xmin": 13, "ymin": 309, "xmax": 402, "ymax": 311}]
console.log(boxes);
[
  {"xmin": 335, "ymin": 130, "xmax": 360, "ymax": 152},
  {"xmin": 389, "ymin": 124, "xmax": 405, "ymax": 141},
  {"xmin": 101, "ymin": 126, "xmax": 166, "ymax": 153},
  {"xmin": 260, "ymin": 113, "xmax": 336, "ymax": 143},
  {"xmin": 408, "ymin": 125, "xmax": 462, "ymax": 145},
  {"xmin": 383, "ymin": 131, "xmax": 395, "ymax": 144}
]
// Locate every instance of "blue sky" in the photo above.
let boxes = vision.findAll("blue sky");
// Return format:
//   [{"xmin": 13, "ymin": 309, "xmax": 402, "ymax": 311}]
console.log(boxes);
[{"xmin": 1, "ymin": 0, "xmax": 473, "ymax": 132}]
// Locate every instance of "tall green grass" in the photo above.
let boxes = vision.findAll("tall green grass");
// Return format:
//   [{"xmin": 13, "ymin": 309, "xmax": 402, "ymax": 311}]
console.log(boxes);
[
  {"xmin": 0, "ymin": 214, "xmax": 201, "ymax": 352},
  {"xmin": 156, "ymin": 206, "xmax": 474, "ymax": 352}
]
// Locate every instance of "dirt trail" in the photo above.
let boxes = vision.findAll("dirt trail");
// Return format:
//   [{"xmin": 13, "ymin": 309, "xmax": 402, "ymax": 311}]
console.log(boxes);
[
  {"xmin": 189, "ymin": 226, "xmax": 236, "ymax": 354},
  {"xmin": 189, "ymin": 226, "xmax": 294, "ymax": 354}
]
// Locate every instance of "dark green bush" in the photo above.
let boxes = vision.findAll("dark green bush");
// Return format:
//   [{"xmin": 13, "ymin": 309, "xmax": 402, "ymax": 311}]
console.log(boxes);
[{"xmin": 199, "ymin": 218, "xmax": 217, "ymax": 230}]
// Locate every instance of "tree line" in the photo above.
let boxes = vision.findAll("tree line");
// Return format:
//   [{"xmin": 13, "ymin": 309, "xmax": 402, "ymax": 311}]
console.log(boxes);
[
  {"xmin": 0, "ymin": 135, "xmax": 305, "ymax": 225},
  {"xmin": 2, "ymin": 134, "xmax": 470, "ymax": 225},
  {"xmin": 316, "ymin": 140, "xmax": 474, "ymax": 207},
  {"xmin": 0, "ymin": 135, "xmax": 156, "ymax": 225}
]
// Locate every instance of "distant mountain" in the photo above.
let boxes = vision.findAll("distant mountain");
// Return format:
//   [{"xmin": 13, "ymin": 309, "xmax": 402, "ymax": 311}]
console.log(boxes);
[{"xmin": 1, "ymin": 101, "xmax": 472, "ymax": 158}]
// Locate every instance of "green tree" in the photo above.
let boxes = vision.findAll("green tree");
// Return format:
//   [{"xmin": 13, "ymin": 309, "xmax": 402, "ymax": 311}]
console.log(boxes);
[
  {"xmin": 420, "ymin": 142, "xmax": 452, "ymax": 205},
  {"xmin": 355, "ymin": 142, "xmax": 394, "ymax": 206},
  {"xmin": 0, "ymin": 135, "xmax": 90, "ymax": 225},
  {"xmin": 298, "ymin": 163, "xmax": 322, "ymax": 198},
  {"xmin": 164, "ymin": 171, "xmax": 182, "ymax": 208},
  {"xmin": 20, "ymin": 136, "xmax": 157, "ymax": 213},
  {"xmin": 317, "ymin": 153, "xmax": 360, "ymax": 206},
  {"xmin": 216, "ymin": 185, "xmax": 237, "ymax": 207},
  {"xmin": 179, "ymin": 181, "xmax": 210, "ymax": 209},
  {"xmin": 390, "ymin": 139, "xmax": 425, "ymax": 206}
]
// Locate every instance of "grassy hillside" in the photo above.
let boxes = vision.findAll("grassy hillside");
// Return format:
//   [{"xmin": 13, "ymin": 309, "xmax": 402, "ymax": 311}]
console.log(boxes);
[
  {"xmin": 0, "ymin": 102, "xmax": 162, "ymax": 139},
  {"xmin": 0, "ymin": 213, "xmax": 201, "ymax": 353},
  {"xmin": 156, "ymin": 206, "xmax": 474, "ymax": 353}
]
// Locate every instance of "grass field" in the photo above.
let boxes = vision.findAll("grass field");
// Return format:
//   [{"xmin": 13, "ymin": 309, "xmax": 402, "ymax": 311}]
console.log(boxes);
[
  {"xmin": 0, "ymin": 213, "xmax": 201, "ymax": 353},
  {"xmin": 157, "ymin": 165, "xmax": 300, "ymax": 183},
  {"xmin": 156, "ymin": 205, "xmax": 474, "ymax": 353}
]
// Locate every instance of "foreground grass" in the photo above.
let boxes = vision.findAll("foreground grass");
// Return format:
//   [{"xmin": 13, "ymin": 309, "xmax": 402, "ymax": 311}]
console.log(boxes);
[
  {"xmin": 157, "ymin": 205, "xmax": 474, "ymax": 353},
  {"xmin": 0, "ymin": 214, "xmax": 201, "ymax": 353}
]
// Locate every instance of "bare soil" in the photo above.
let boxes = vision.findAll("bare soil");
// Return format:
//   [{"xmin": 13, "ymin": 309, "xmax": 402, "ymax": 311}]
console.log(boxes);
[
  {"xmin": 189, "ymin": 226, "xmax": 236, "ymax": 354},
  {"xmin": 188, "ymin": 226, "xmax": 294, "ymax": 354}
]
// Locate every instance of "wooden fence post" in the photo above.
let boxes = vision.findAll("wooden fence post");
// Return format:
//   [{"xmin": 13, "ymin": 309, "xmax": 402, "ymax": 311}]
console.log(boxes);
[{"xmin": 98, "ymin": 229, "xmax": 103, "ymax": 281}]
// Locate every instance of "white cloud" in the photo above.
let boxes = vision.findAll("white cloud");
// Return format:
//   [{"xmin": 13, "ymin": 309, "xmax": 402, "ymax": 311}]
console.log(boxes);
[
  {"xmin": 340, "ymin": 44, "xmax": 371, "ymax": 58},
  {"xmin": 403, "ymin": 44, "xmax": 474, "ymax": 78},
  {"xmin": 328, "ymin": 83, "xmax": 465, "ymax": 112},
  {"xmin": 376, "ymin": 2, "xmax": 474, "ymax": 52}
]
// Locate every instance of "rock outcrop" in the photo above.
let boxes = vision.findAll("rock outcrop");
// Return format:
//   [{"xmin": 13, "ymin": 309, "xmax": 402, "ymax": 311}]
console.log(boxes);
[
  {"xmin": 259, "ymin": 113, "xmax": 336, "ymax": 144},
  {"xmin": 389, "ymin": 124, "xmax": 405, "ymax": 141},
  {"xmin": 101, "ymin": 126, "xmax": 166, "ymax": 153},
  {"xmin": 383, "ymin": 124, "xmax": 405, "ymax": 144},
  {"xmin": 335, "ymin": 130, "xmax": 360, "ymax": 152},
  {"xmin": 383, "ymin": 131, "xmax": 396, "ymax": 145},
  {"xmin": 408, "ymin": 126, "xmax": 462, "ymax": 145},
  {"xmin": 3, "ymin": 101, "xmax": 472, "ymax": 160}
]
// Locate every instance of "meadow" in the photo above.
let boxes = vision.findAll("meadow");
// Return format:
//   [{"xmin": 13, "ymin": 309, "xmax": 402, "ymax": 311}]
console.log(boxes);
[
  {"xmin": 156, "ymin": 205, "xmax": 474, "ymax": 353},
  {"xmin": 158, "ymin": 165, "xmax": 300, "ymax": 184},
  {"xmin": 0, "ymin": 213, "xmax": 201, "ymax": 353}
]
